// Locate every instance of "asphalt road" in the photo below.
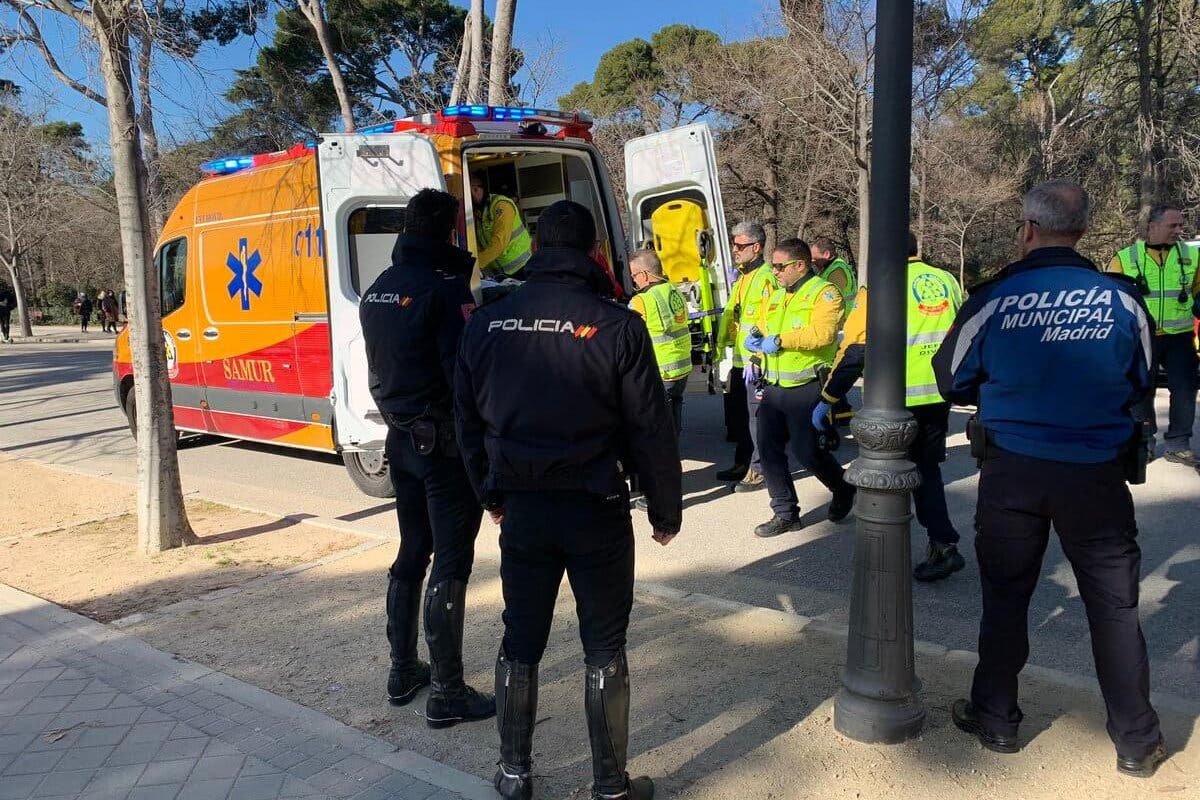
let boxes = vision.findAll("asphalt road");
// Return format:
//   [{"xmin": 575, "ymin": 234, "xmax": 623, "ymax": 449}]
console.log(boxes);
[{"xmin": 2, "ymin": 340, "xmax": 1197, "ymax": 701}]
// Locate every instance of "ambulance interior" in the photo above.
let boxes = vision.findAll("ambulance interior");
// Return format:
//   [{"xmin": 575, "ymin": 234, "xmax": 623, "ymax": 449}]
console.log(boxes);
[{"xmin": 463, "ymin": 148, "xmax": 619, "ymax": 286}]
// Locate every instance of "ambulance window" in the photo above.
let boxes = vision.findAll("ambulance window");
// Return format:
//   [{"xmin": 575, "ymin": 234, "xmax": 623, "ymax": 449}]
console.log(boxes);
[
  {"xmin": 157, "ymin": 237, "xmax": 187, "ymax": 316},
  {"xmin": 348, "ymin": 207, "xmax": 406, "ymax": 295}
]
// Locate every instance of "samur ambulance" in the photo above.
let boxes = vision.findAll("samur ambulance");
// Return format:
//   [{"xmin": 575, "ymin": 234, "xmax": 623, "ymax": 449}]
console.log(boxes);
[{"xmin": 114, "ymin": 106, "xmax": 734, "ymax": 496}]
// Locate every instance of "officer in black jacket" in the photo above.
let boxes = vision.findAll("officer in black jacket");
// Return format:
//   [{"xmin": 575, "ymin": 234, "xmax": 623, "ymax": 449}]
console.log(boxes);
[
  {"xmin": 360, "ymin": 188, "xmax": 495, "ymax": 730},
  {"xmin": 456, "ymin": 201, "xmax": 682, "ymax": 800}
]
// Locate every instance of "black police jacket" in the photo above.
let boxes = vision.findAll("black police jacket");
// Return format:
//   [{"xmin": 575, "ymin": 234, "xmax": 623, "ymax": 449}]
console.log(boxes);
[
  {"xmin": 455, "ymin": 246, "xmax": 684, "ymax": 534},
  {"xmin": 360, "ymin": 235, "xmax": 476, "ymax": 420}
]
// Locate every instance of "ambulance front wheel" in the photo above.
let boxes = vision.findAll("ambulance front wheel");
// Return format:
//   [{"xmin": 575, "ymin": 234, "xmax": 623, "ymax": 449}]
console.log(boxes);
[{"xmin": 342, "ymin": 450, "xmax": 395, "ymax": 498}]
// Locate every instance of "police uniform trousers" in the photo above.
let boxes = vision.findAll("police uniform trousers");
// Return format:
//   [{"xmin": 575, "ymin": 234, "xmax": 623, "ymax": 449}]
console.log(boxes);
[
  {"xmin": 757, "ymin": 381, "xmax": 851, "ymax": 520},
  {"xmin": 909, "ymin": 402, "xmax": 959, "ymax": 546},
  {"xmin": 499, "ymin": 488, "xmax": 634, "ymax": 667},
  {"xmin": 384, "ymin": 426, "xmax": 483, "ymax": 586},
  {"xmin": 1137, "ymin": 331, "xmax": 1198, "ymax": 454},
  {"xmin": 725, "ymin": 367, "xmax": 757, "ymax": 469},
  {"xmin": 972, "ymin": 448, "xmax": 1161, "ymax": 758}
]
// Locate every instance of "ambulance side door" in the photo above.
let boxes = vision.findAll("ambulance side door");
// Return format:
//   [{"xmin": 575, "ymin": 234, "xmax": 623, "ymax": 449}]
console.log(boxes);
[
  {"xmin": 624, "ymin": 123, "xmax": 733, "ymax": 309},
  {"xmin": 317, "ymin": 133, "xmax": 447, "ymax": 450}
]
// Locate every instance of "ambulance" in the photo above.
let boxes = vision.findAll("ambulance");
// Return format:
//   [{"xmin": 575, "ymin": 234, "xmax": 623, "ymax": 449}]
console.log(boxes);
[{"xmin": 113, "ymin": 106, "xmax": 733, "ymax": 496}]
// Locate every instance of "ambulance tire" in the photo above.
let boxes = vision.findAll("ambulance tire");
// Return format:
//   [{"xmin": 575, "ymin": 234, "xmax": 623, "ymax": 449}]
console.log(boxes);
[
  {"xmin": 342, "ymin": 450, "xmax": 395, "ymax": 498},
  {"xmin": 123, "ymin": 389, "xmax": 182, "ymax": 444}
]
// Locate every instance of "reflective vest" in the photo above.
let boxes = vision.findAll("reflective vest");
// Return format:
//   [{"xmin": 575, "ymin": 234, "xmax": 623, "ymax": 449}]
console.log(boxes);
[
  {"xmin": 762, "ymin": 276, "xmax": 838, "ymax": 387},
  {"xmin": 479, "ymin": 195, "xmax": 532, "ymax": 276},
  {"xmin": 1116, "ymin": 242, "xmax": 1196, "ymax": 335},
  {"xmin": 721, "ymin": 264, "xmax": 777, "ymax": 369},
  {"xmin": 639, "ymin": 281, "xmax": 693, "ymax": 382},
  {"xmin": 821, "ymin": 257, "xmax": 858, "ymax": 308},
  {"xmin": 905, "ymin": 259, "xmax": 963, "ymax": 406}
]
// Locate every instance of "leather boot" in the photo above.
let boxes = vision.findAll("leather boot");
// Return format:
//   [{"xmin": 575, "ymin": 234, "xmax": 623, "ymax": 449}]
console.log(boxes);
[
  {"xmin": 424, "ymin": 579, "xmax": 496, "ymax": 728},
  {"xmin": 586, "ymin": 651, "xmax": 653, "ymax": 800},
  {"xmin": 493, "ymin": 648, "xmax": 537, "ymax": 800},
  {"xmin": 385, "ymin": 573, "xmax": 430, "ymax": 706}
]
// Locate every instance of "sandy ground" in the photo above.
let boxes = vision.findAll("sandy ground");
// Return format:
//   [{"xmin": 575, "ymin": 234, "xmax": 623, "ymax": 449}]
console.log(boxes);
[
  {"xmin": 0, "ymin": 459, "xmax": 365, "ymax": 621},
  {"xmin": 124, "ymin": 544, "xmax": 1198, "ymax": 800}
]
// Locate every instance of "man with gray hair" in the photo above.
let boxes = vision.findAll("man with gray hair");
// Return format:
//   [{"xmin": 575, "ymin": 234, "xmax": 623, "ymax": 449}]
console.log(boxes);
[
  {"xmin": 933, "ymin": 179, "xmax": 1166, "ymax": 777},
  {"xmin": 715, "ymin": 221, "xmax": 775, "ymax": 491},
  {"xmin": 629, "ymin": 249, "xmax": 692, "ymax": 432}
]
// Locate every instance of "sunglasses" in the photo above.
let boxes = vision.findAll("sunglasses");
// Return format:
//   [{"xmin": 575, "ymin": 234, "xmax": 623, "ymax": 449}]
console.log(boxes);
[
  {"xmin": 732, "ymin": 241, "xmax": 759, "ymax": 251},
  {"xmin": 771, "ymin": 259, "xmax": 802, "ymax": 271}
]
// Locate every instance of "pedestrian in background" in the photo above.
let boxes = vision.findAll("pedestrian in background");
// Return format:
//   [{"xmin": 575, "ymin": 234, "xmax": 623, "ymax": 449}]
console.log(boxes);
[
  {"xmin": 933, "ymin": 179, "xmax": 1166, "ymax": 777},
  {"xmin": 74, "ymin": 292, "xmax": 92, "ymax": 333},
  {"xmin": 1107, "ymin": 204, "xmax": 1199, "ymax": 469},
  {"xmin": 359, "ymin": 188, "xmax": 495, "ymax": 729},
  {"xmin": 456, "ymin": 200, "xmax": 681, "ymax": 800},
  {"xmin": 0, "ymin": 283, "xmax": 14, "ymax": 343}
]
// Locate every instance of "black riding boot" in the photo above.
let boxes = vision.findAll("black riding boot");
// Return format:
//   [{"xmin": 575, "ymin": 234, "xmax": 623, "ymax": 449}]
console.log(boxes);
[
  {"xmin": 493, "ymin": 648, "xmax": 537, "ymax": 800},
  {"xmin": 424, "ymin": 579, "xmax": 496, "ymax": 728},
  {"xmin": 585, "ymin": 651, "xmax": 653, "ymax": 800},
  {"xmin": 385, "ymin": 573, "xmax": 430, "ymax": 706}
]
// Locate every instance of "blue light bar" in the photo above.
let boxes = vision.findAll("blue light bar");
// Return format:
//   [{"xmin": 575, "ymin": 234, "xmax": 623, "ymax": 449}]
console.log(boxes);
[
  {"xmin": 358, "ymin": 121, "xmax": 397, "ymax": 134},
  {"xmin": 200, "ymin": 155, "xmax": 254, "ymax": 175},
  {"xmin": 442, "ymin": 105, "xmax": 490, "ymax": 118}
]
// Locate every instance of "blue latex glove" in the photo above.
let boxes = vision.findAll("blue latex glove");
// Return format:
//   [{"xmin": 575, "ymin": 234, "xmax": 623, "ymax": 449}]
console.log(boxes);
[
  {"xmin": 744, "ymin": 333, "xmax": 764, "ymax": 353},
  {"xmin": 811, "ymin": 400, "xmax": 832, "ymax": 430},
  {"xmin": 759, "ymin": 335, "xmax": 782, "ymax": 355}
]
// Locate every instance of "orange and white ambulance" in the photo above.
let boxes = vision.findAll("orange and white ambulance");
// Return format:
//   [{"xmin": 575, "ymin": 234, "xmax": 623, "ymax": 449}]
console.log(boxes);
[{"xmin": 114, "ymin": 106, "xmax": 733, "ymax": 495}]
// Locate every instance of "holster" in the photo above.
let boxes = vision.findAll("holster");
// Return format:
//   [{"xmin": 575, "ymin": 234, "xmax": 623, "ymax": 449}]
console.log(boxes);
[
  {"xmin": 966, "ymin": 413, "xmax": 994, "ymax": 466},
  {"xmin": 383, "ymin": 412, "xmax": 456, "ymax": 458},
  {"xmin": 1121, "ymin": 420, "xmax": 1151, "ymax": 485}
]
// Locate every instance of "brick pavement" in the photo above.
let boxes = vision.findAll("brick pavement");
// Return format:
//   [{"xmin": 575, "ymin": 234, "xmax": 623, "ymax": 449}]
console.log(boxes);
[{"xmin": 0, "ymin": 585, "xmax": 493, "ymax": 800}]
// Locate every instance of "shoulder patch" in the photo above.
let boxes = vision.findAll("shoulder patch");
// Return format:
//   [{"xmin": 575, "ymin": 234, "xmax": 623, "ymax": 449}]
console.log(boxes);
[{"xmin": 822, "ymin": 289, "xmax": 838, "ymax": 302}]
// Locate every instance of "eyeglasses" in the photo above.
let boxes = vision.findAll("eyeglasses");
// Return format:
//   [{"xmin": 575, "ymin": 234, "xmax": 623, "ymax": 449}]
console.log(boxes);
[
  {"xmin": 1015, "ymin": 219, "xmax": 1040, "ymax": 234},
  {"xmin": 771, "ymin": 259, "xmax": 802, "ymax": 271},
  {"xmin": 732, "ymin": 241, "xmax": 758, "ymax": 251}
]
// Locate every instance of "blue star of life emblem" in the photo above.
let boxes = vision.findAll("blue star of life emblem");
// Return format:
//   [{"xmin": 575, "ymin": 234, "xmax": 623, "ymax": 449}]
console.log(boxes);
[{"xmin": 226, "ymin": 238, "xmax": 263, "ymax": 311}]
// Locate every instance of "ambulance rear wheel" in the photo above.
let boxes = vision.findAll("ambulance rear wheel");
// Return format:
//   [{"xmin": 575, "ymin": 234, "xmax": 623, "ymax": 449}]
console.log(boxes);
[{"xmin": 343, "ymin": 450, "xmax": 395, "ymax": 498}]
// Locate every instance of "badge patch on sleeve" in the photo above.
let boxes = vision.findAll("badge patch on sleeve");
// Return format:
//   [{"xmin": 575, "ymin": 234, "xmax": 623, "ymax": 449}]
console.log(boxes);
[
  {"xmin": 823, "ymin": 290, "xmax": 838, "ymax": 302},
  {"xmin": 461, "ymin": 303, "xmax": 476, "ymax": 320}
]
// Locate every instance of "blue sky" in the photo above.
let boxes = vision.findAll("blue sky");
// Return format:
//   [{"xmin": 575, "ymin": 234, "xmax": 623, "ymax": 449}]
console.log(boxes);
[{"xmin": 2, "ymin": 0, "xmax": 756, "ymax": 153}]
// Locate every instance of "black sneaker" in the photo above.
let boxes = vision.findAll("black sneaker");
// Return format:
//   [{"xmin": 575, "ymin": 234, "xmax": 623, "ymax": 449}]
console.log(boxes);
[
  {"xmin": 715, "ymin": 463, "xmax": 749, "ymax": 481},
  {"xmin": 827, "ymin": 487, "xmax": 856, "ymax": 522},
  {"xmin": 913, "ymin": 542, "xmax": 966, "ymax": 583},
  {"xmin": 387, "ymin": 661, "xmax": 430, "ymax": 706},
  {"xmin": 1116, "ymin": 737, "xmax": 1167, "ymax": 778},
  {"xmin": 754, "ymin": 516, "xmax": 803, "ymax": 538},
  {"xmin": 951, "ymin": 699, "xmax": 1019, "ymax": 754},
  {"xmin": 1163, "ymin": 450, "xmax": 1198, "ymax": 467}
]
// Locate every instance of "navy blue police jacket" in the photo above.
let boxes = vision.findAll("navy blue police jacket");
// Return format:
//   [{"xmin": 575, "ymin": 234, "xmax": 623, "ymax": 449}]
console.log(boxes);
[
  {"xmin": 932, "ymin": 247, "xmax": 1154, "ymax": 464},
  {"xmin": 454, "ymin": 246, "xmax": 683, "ymax": 534},
  {"xmin": 360, "ymin": 235, "xmax": 476, "ymax": 420}
]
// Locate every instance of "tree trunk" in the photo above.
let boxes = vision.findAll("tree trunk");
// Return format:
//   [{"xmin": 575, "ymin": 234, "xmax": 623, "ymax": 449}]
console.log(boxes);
[
  {"xmin": 4, "ymin": 253, "xmax": 33, "ymax": 338},
  {"xmin": 136, "ymin": 3, "xmax": 165, "ymax": 235},
  {"xmin": 297, "ymin": 0, "xmax": 356, "ymax": 133},
  {"xmin": 468, "ymin": 0, "xmax": 485, "ymax": 104},
  {"xmin": 94, "ymin": 0, "xmax": 196, "ymax": 554},
  {"xmin": 488, "ymin": 0, "xmax": 516, "ymax": 105},
  {"xmin": 1135, "ymin": 0, "xmax": 1157, "ymax": 225},
  {"xmin": 854, "ymin": 87, "xmax": 871, "ymax": 284},
  {"xmin": 449, "ymin": 12, "xmax": 472, "ymax": 105}
]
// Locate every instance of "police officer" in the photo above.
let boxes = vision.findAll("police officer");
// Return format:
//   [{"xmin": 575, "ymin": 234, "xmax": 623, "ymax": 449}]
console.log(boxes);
[
  {"xmin": 1107, "ymin": 204, "xmax": 1200, "ymax": 468},
  {"xmin": 471, "ymin": 173, "xmax": 532, "ymax": 280},
  {"xmin": 629, "ymin": 249, "xmax": 693, "ymax": 432},
  {"xmin": 456, "ymin": 201, "xmax": 682, "ymax": 800},
  {"xmin": 359, "ymin": 188, "xmax": 495, "ymax": 729},
  {"xmin": 933, "ymin": 180, "xmax": 1166, "ymax": 777},
  {"xmin": 814, "ymin": 233, "xmax": 965, "ymax": 580},
  {"xmin": 745, "ymin": 238, "xmax": 856, "ymax": 538},
  {"xmin": 810, "ymin": 236, "xmax": 858, "ymax": 306},
  {"xmin": 715, "ymin": 222, "xmax": 776, "ymax": 491}
]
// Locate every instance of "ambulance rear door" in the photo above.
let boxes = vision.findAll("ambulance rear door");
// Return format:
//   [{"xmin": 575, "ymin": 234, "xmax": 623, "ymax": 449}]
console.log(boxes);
[
  {"xmin": 317, "ymin": 132, "xmax": 446, "ymax": 450},
  {"xmin": 624, "ymin": 123, "xmax": 733, "ymax": 307}
]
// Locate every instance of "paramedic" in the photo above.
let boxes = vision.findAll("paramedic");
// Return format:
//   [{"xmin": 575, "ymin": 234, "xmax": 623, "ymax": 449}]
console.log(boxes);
[
  {"xmin": 471, "ymin": 173, "xmax": 532, "ymax": 280},
  {"xmin": 456, "ymin": 200, "xmax": 682, "ymax": 800},
  {"xmin": 360, "ymin": 188, "xmax": 496, "ymax": 729},
  {"xmin": 629, "ymin": 249, "xmax": 693, "ymax": 432}
]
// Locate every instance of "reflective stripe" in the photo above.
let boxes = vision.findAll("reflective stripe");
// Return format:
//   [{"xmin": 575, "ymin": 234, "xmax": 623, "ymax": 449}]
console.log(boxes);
[
  {"xmin": 500, "ymin": 247, "xmax": 532, "ymax": 273},
  {"xmin": 907, "ymin": 331, "xmax": 948, "ymax": 346},
  {"xmin": 660, "ymin": 358, "xmax": 692, "ymax": 373},
  {"xmin": 651, "ymin": 328, "xmax": 691, "ymax": 344},
  {"xmin": 768, "ymin": 371, "xmax": 815, "ymax": 384},
  {"xmin": 906, "ymin": 383, "xmax": 941, "ymax": 400}
]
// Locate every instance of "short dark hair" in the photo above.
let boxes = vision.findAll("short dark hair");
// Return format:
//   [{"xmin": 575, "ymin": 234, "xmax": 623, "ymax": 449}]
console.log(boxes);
[
  {"xmin": 1148, "ymin": 203, "xmax": 1181, "ymax": 223},
  {"xmin": 908, "ymin": 231, "xmax": 919, "ymax": 257},
  {"xmin": 536, "ymin": 200, "xmax": 596, "ymax": 251},
  {"xmin": 773, "ymin": 237, "xmax": 811, "ymax": 264},
  {"xmin": 404, "ymin": 189, "xmax": 459, "ymax": 240},
  {"xmin": 811, "ymin": 236, "xmax": 836, "ymax": 256}
]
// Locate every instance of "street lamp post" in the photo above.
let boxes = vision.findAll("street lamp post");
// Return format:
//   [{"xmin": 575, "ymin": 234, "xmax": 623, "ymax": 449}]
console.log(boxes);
[{"xmin": 832, "ymin": 0, "xmax": 926, "ymax": 744}]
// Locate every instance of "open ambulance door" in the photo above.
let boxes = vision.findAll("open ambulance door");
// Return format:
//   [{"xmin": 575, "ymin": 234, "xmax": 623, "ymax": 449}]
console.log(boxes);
[
  {"xmin": 624, "ymin": 123, "xmax": 733, "ymax": 388},
  {"xmin": 318, "ymin": 132, "xmax": 446, "ymax": 454}
]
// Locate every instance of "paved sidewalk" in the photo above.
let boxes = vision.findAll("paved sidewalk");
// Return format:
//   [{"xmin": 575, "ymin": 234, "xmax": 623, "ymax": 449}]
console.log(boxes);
[
  {"xmin": 0, "ymin": 584, "xmax": 493, "ymax": 800},
  {"xmin": 5, "ymin": 326, "xmax": 119, "ymax": 345}
]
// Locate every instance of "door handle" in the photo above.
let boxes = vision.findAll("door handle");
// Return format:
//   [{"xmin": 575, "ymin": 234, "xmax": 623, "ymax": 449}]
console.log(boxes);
[
  {"xmin": 202, "ymin": 328, "xmax": 220, "ymax": 341},
  {"xmin": 175, "ymin": 329, "xmax": 192, "ymax": 340}
]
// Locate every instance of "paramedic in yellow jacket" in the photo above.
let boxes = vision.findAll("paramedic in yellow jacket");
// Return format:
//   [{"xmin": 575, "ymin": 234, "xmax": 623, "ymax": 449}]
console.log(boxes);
[
  {"xmin": 629, "ymin": 250, "xmax": 693, "ymax": 433},
  {"xmin": 743, "ymin": 238, "xmax": 856, "ymax": 539},
  {"xmin": 471, "ymin": 174, "xmax": 532, "ymax": 279}
]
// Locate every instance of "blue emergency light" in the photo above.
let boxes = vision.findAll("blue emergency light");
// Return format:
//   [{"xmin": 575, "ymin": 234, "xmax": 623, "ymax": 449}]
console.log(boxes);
[
  {"xmin": 358, "ymin": 121, "xmax": 398, "ymax": 134},
  {"xmin": 200, "ymin": 155, "xmax": 255, "ymax": 176}
]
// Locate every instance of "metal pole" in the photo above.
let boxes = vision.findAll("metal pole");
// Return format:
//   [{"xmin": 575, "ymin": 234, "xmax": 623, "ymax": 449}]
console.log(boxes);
[{"xmin": 833, "ymin": 0, "xmax": 926, "ymax": 744}]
